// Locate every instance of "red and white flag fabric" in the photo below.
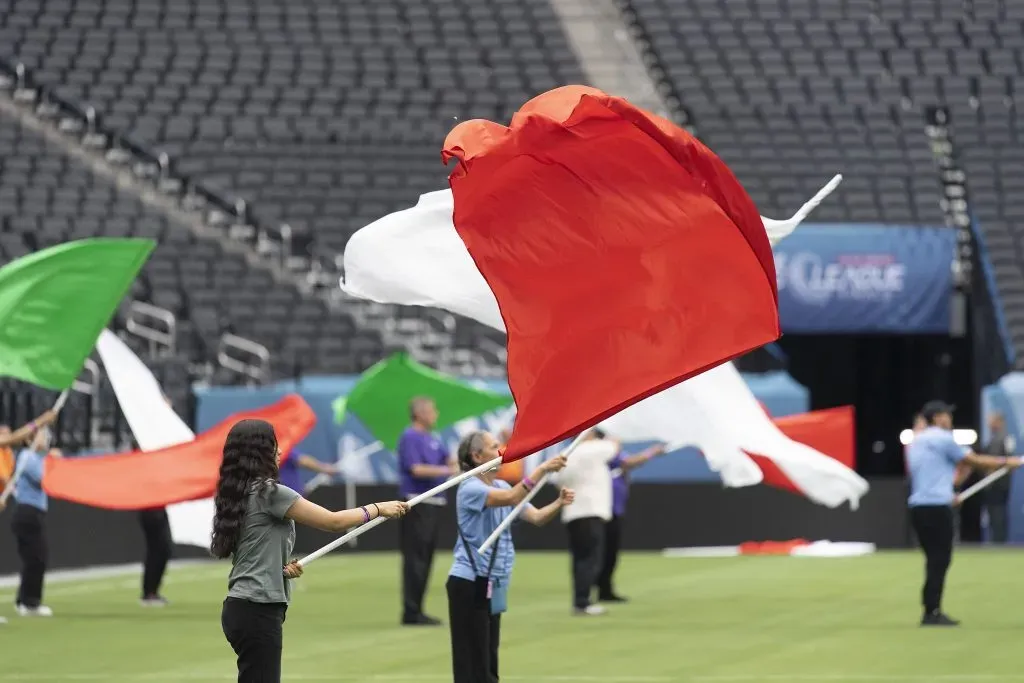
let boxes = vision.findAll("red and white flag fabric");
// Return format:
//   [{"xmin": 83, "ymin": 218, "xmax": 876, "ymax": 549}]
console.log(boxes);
[
  {"xmin": 601, "ymin": 363, "xmax": 866, "ymax": 509},
  {"xmin": 344, "ymin": 86, "xmax": 842, "ymax": 463}
]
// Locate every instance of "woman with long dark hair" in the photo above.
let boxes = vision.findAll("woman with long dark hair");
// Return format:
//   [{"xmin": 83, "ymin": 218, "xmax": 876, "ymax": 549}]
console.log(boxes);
[
  {"xmin": 447, "ymin": 431, "xmax": 574, "ymax": 683},
  {"xmin": 212, "ymin": 419, "xmax": 408, "ymax": 682}
]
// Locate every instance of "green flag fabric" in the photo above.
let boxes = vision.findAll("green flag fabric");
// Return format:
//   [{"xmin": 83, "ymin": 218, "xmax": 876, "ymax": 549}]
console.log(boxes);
[
  {"xmin": 333, "ymin": 353, "xmax": 513, "ymax": 450},
  {"xmin": 0, "ymin": 238, "xmax": 155, "ymax": 390}
]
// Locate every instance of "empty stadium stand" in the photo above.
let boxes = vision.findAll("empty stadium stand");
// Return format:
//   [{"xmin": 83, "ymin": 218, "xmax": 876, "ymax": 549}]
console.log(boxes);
[
  {"xmin": 0, "ymin": 0, "xmax": 588, "ymax": 379},
  {"xmin": 619, "ymin": 0, "xmax": 1023, "ymax": 364}
]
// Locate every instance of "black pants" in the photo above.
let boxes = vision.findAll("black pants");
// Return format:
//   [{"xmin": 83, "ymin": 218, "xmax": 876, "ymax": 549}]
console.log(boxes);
[
  {"xmin": 139, "ymin": 508, "xmax": 173, "ymax": 597},
  {"xmin": 910, "ymin": 505, "xmax": 954, "ymax": 614},
  {"xmin": 11, "ymin": 504, "xmax": 46, "ymax": 608},
  {"xmin": 221, "ymin": 597, "xmax": 288, "ymax": 683},
  {"xmin": 567, "ymin": 516, "xmax": 605, "ymax": 609},
  {"xmin": 595, "ymin": 515, "xmax": 623, "ymax": 598},
  {"xmin": 400, "ymin": 503, "xmax": 441, "ymax": 619},
  {"xmin": 447, "ymin": 576, "xmax": 501, "ymax": 683}
]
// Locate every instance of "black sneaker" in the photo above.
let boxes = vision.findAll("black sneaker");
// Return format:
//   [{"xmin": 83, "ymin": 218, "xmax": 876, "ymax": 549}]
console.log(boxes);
[
  {"xmin": 402, "ymin": 613, "xmax": 442, "ymax": 627},
  {"xmin": 921, "ymin": 611, "xmax": 960, "ymax": 627},
  {"xmin": 598, "ymin": 593, "xmax": 628, "ymax": 603}
]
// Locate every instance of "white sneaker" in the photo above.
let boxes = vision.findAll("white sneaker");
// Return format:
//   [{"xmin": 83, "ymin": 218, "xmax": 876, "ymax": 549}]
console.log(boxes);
[
  {"xmin": 16, "ymin": 604, "xmax": 53, "ymax": 617},
  {"xmin": 140, "ymin": 596, "xmax": 169, "ymax": 608},
  {"xmin": 573, "ymin": 604, "xmax": 607, "ymax": 616}
]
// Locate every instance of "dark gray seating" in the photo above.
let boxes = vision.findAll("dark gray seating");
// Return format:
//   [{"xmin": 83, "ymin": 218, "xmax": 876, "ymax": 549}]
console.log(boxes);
[
  {"xmin": 0, "ymin": 0, "xmax": 587, "ymax": 370},
  {"xmin": 0, "ymin": 111, "xmax": 381, "ymax": 383}
]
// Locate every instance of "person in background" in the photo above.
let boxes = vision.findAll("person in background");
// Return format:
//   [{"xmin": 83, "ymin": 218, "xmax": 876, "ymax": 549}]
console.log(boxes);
[
  {"xmin": 906, "ymin": 400, "xmax": 1023, "ymax": 627},
  {"xmin": 277, "ymin": 450, "xmax": 340, "ymax": 494},
  {"xmin": 9, "ymin": 427, "xmax": 61, "ymax": 617},
  {"xmin": 397, "ymin": 396, "xmax": 457, "ymax": 626},
  {"xmin": 558, "ymin": 428, "xmax": 619, "ymax": 616},
  {"xmin": 981, "ymin": 412, "xmax": 1015, "ymax": 544},
  {"xmin": 0, "ymin": 410, "xmax": 56, "ymax": 626},
  {"xmin": 595, "ymin": 442, "xmax": 667, "ymax": 603},
  {"xmin": 212, "ymin": 418, "xmax": 408, "ymax": 683},
  {"xmin": 138, "ymin": 503, "xmax": 174, "ymax": 607},
  {"xmin": 0, "ymin": 410, "xmax": 59, "ymax": 491},
  {"xmin": 447, "ymin": 431, "xmax": 573, "ymax": 683}
]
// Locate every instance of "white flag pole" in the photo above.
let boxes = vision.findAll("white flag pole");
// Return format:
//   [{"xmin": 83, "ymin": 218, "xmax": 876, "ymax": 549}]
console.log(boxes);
[
  {"xmin": 477, "ymin": 430, "xmax": 591, "ymax": 554},
  {"xmin": 297, "ymin": 455, "xmax": 502, "ymax": 567},
  {"xmin": 52, "ymin": 390, "xmax": 70, "ymax": 413},
  {"xmin": 0, "ymin": 391, "xmax": 71, "ymax": 506},
  {"xmin": 956, "ymin": 467, "xmax": 1010, "ymax": 505}
]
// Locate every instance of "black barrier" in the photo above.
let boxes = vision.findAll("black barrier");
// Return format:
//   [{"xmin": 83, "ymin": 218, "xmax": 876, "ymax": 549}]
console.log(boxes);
[{"xmin": 0, "ymin": 480, "xmax": 909, "ymax": 575}]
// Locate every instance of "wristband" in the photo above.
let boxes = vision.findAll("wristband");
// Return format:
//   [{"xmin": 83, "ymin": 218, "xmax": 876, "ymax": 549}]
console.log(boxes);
[
  {"xmin": 522, "ymin": 476, "xmax": 535, "ymax": 491},
  {"xmin": 360, "ymin": 506, "xmax": 370, "ymax": 523}
]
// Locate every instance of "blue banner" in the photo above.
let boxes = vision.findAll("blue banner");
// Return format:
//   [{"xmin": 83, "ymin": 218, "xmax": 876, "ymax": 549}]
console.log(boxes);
[
  {"xmin": 774, "ymin": 224, "xmax": 955, "ymax": 333},
  {"xmin": 193, "ymin": 371, "xmax": 809, "ymax": 487}
]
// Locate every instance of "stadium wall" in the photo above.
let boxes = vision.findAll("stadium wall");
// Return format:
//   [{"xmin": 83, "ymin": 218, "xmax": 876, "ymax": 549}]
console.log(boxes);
[{"xmin": 0, "ymin": 480, "xmax": 909, "ymax": 574}]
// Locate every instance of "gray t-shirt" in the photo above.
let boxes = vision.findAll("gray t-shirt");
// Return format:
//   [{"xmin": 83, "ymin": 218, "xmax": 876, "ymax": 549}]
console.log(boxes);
[{"xmin": 227, "ymin": 482, "xmax": 301, "ymax": 604}]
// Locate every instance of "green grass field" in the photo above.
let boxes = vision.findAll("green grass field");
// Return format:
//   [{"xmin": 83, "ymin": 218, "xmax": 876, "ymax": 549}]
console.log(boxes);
[{"xmin": 1, "ymin": 550, "xmax": 1022, "ymax": 682}]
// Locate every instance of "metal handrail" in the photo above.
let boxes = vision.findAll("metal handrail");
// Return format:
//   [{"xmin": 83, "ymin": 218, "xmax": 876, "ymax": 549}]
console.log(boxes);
[
  {"xmin": 217, "ymin": 333, "xmax": 271, "ymax": 384},
  {"xmin": 126, "ymin": 300, "xmax": 176, "ymax": 355}
]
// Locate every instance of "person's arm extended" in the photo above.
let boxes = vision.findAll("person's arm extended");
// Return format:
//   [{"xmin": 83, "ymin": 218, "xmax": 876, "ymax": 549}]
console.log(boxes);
[
  {"xmin": 484, "ymin": 455, "xmax": 568, "ymax": 508},
  {"xmin": 0, "ymin": 411, "xmax": 56, "ymax": 449},
  {"xmin": 285, "ymin": 497, "xmax": 408, "ymax": 533},
  {"xmin": 401, "ymin": 437, "xmax": 452, "ymax": 479},
  {"xmin": 520, "ymin": 487, "xmax": 575, "ymax": 526},
  {"xmin": 619, "ymin": 444, "xmax": 666, "ymax": 473},
  {"xmin": 296, "ymin": 454, "xmax": 338, "ymax": 476},
  {"xmin": 409, "ymin": 462, "xmax": 453, "ymax": 478},
  {"xmin": 962, "ymin": 452, "xmax": 1023, "ymax": 471}
]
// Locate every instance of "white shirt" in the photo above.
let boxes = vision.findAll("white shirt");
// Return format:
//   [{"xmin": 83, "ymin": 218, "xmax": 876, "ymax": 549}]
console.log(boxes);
[{"xmin": 558, "ymin": 439, "xmax": 619, "ymax": 523}]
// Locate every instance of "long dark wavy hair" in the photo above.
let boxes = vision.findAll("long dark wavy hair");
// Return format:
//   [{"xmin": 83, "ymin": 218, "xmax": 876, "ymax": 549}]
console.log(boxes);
[{"xmin": 211, "ymin": 419, "xmax": 280, "ymax": 559}]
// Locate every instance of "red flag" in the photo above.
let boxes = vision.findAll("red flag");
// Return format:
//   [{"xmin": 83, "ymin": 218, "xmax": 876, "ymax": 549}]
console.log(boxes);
[
  {"xmin": 44, "ymin": 395, "xmax": 316, "ymax": 510},
  {"xmin": 746, "ymin": 406, "xmax": 857, "ymax": 499},
  {"xmin": 442, "ymin": 85, "xmax": 780, "ymax": 461},
  {"xmin": 774, "ymin": 406, "xmax": 856, "ymax": 470}
]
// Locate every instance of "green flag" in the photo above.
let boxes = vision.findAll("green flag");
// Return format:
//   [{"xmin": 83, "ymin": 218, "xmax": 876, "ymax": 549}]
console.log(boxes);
[
  {"xmin": 0, "ymin": 238, "xmax": 155, "ymax": 390},
  {"xmin": 333, "ymin": 352, "xmax": 513, "ymax": 450}
]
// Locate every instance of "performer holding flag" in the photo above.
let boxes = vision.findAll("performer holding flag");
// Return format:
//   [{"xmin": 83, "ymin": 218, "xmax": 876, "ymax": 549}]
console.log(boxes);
[
  {"xmin": 212, "ymin": 419, "xmax": 408, "ymax": 683},
  {"xmin": 446, "ymin": 431, "xmax": 573, "ymax": 683},
  {"xmin": 9, "ymin": 426, "xmax": 63, "ymax": 617},
  {"xmin": 907, "ymin": 400, "xmax": 1023, "ymax": 626}
]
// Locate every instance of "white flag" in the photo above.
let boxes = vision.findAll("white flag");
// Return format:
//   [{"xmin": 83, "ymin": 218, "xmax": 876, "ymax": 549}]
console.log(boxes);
[{"xmin": 96, "ymin": 330, "xmax": 214, "ymax": 548}]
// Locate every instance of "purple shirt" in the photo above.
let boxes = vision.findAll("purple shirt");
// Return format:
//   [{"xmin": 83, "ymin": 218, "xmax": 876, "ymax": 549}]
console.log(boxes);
[
  {"xmin": 610, "ymin": 453, "xmax": 628, "ymax": 517},
  {"xmin": 278, "ymin": 452, "xmax": 303, "ymax": 492},
  {"xmin": 397, "ymin": 427, "xmax": 449, "ymax": 500}
]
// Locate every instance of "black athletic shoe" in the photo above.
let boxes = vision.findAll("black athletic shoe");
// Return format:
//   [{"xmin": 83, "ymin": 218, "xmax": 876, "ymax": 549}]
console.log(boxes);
[
  {"xmin": 921, "ymin": 611, "xmax": 960, "ymax": 627},
  {"xmin": 402, "ymin": 613, "xmax": 442, "ymax": 627},
  {"xmin": 598, "ymin": 593, "xmax": 629, "ymax": 603}
]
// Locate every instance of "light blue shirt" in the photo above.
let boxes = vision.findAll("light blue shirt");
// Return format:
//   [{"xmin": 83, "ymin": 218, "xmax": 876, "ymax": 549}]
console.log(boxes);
[
  {"xmin": 907, "ymin": 426, "xmax": 967, "ymax": 507},
  {"xmin": 12, "ymin": 448, "xmax": 47, "ymax": 512},
  {"xmin": 449, "ymin": 477, "xmax": 526, "ymax": 582}
]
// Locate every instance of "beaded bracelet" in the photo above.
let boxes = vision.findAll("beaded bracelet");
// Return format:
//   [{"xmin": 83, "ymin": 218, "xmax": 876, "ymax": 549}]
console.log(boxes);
[{"xmin": 360, "ymin": 506, "xmax": 370, "ymax": 523}]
